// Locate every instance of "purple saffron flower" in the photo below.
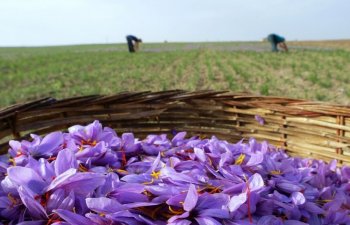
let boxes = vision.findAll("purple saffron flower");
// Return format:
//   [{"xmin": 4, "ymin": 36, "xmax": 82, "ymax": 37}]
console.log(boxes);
[{"xmin": 255, "ymin": 115, "xmax": 265, "ymax": 125}]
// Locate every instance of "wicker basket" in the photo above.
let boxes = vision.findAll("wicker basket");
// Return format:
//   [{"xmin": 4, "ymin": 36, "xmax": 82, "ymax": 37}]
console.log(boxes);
[{"xmin": 1, "ymin": 90, "xmax": 350, "ymax": 165}]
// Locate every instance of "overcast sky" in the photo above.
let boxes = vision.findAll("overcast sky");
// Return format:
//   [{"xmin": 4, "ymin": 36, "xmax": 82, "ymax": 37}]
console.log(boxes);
[{"xmin": 1, "ymin": 0, "xmax": 349, "ymax": 46}]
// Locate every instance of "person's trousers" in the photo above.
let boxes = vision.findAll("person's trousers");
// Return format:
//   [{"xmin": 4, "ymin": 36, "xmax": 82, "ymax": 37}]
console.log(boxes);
[
  {"xmin": 126, "ymin": 37, "xmax": 135, "ymax": 52},
  {"xmin": 270, "ymin": 42, "xmax": 278, "ymax": 52}
]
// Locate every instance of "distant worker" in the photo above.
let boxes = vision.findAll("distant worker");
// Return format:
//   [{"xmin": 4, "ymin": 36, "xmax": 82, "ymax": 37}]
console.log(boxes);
[
  {"xmin": 126, "ymin": 35, "xmax": 142, "ymax": 53},
  {"xmin": 267, "ymin": 33, "xmax": 288, "ymax": 52}
]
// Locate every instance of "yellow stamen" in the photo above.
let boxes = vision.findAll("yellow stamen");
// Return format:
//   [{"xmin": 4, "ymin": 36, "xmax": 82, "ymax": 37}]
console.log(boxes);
[
  {"xmin": 270, "ymin": 170, "xmax": 283, "ymax": 175},
  {"xmin": 207, "ymin": 156, "xmax": 213, "ymax": 166},
  {"xmin": 8, "ymin": 193, "xmax": 18, "ymax": 206},
  {"xmin": 9, "ymin": 158, "xmax": 16, "ymax": 166},
  {"xmin": 142, "ymin": 190, "xmax": 153, "ymax": 197},
  {"xmin": 151, "ymin": 171, "xmax": 161, "ymax": 180},
  {"xmin": 160, "ymin": 151, "xmax": 165, "ymax": 157},
  {"xmin": 316, "ymin": 199, "xmax": 333, "ymax": 203},
  {"xmin": 81, "ymin": 139, "xmax": 97, "ymax": 147},
  {"xmin": 235, "ymin": 154, "xmax": 246, "ymax": 165},
  {"xmin": 207, "ymin": 184, "xmax": 223, "ymax": 194},
  {"xmin": 168, "ymin": 206, "xmax": 184, "ymax": 215},
  {"xmin": 143, "ymin": 178, "xmax": 154, "ymax": 185},
  {"xmin": 116, "ymin": 169, "xmax": 128, "ymax": 174}
]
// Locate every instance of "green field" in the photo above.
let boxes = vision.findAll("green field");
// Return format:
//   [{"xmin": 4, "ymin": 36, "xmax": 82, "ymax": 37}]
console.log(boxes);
[{"xmin": 1, "ymin": 41, "xmax": 350, "ymax": 108}]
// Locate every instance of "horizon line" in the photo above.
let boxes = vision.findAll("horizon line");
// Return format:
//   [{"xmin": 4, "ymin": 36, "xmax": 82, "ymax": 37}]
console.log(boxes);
[{"xmin": 1, "ymin": 38, "xmax": 350, "ymax": 48}]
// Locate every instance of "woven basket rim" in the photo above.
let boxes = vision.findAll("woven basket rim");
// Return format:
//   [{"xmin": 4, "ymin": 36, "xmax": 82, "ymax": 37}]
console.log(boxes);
[{"xmin": 1, "ymin": 90, "xmax": 350, "ymax": 165}]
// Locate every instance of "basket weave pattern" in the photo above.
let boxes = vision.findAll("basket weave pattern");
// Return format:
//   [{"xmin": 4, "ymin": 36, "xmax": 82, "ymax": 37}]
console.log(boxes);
[{"xmin": 1, "ymin": 90, "xmax": 350, "ymax": 165}]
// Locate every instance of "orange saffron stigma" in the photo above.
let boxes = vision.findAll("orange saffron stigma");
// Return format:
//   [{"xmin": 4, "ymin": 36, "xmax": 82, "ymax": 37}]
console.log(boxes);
[
  {"xmin": 81, "ymin": 139, "xmax": 97, "ymax": 147},
  {"xmin": 48, "ymin": 156, "xmax": 57, "ymax": 162},
  {"xmin": 15, "ymin": 151, "xmax": 23, "ymax": 157},
  {"xmin": 120, "ymin": 147, "xmax": 127, "ymax": 168},
  {"xmin": 46, "ymin": 213, "xmax": 62, "ymax": 225},
  {"xmin": 244, "ymin": 175, "xmax": 253, "ymax": 224},
  {"xmin": 78, "ymin": 163, "xmax": 89, "ymax": 172}
]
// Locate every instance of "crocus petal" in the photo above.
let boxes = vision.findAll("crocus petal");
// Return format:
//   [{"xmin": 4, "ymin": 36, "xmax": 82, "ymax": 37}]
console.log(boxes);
[
  {"xmin": 46, "ymin": 189, "xmax": 66, "ymax": 213},
  {"xmin": 228, "ymin": 192, "xmax": 247, "ymax": 212},
  {"xmin": 148, "ymin": 153, "xmax": 161, "ymax": 173},
  {"xmin": 198, "ymin": 208, "xmax": 230, "ymax": 219},
  {"xmin": 284, "ymin": 221, "xmax": 308, "ymax": 225},
  {"xmin": 33, "ymin": 131, "xmax": 63, "ymax": 156},
  {"xmin": 291, "ymin": 192, "xmax": 306, "ymax": 205},
  {"xmin": 194, "ymin": 147, "xmax": 206, "ymax": 162},
  {"xmin": 1, "ymin": 176, "xmax": 19, "ymax": 194},
  {"xmin": 195, "ymin": 216, "xmax": 222, "ymax": 225},
  {"xmin": 86, "ymin": 120, "xmax": 103, "ymax": 140},
  {"xmin": 171, "ymin": 132, "xmax": 187, "ymax": 146},
  {"xmin": 18, "ymin": 186, "xmax": 48, "ymax": 219},
  {"xmin": 161, "ymin": 167, "xmax": 197, "ymax": 184},
  {"xmin": 257, "ymin": 215, "xmax": 283, "ymax": 225},
  {"xmin": 54, "ymin": 209, "xmax": 95, "ymax": 225},
  {"xmin": 167, "ymin": 193, "xmax": 186, "ymax": 208},
  {"xmin": 183, "ymin": 184, "xmax": 198, "ymax": 212},
  {"xmin": 46, "ymin": 168, "xmax": 77, "ymax": 192},
  {"xmin": 86, "ymin": 213, "xmax": 113, "ymax": 224},
  {"xmin": 55, "ymin": 149, "xmax": 78, "ymax": 175},
  {"xmin": 0, "ymin": 196, "xmax": 10, "ymax": 208},
  {"xmin": 196, "ymin": 193, "xmax": 230, "ymax": 210},
  {"xmin": 255, "ymin": 115, "xmax": 265, "ymax": 125},
  {"xmin": 303, "ymin": 202, "xmax": 325, "ymax": 214},
  {"xmin": 50, "ymin": 172, "xmax": 105, "ymax": 195},
  {"xmin": 58, "ymin": 191, "xmax": 75, "ymax": 211},
  {"xmin": 246, "ymin": 152, "xmax": 264, "ymax": 166},
  {"xmin": 38, "ymin": 158, "xmax": 55, "ymax": 182},
  {"xmin": 168, "ymin": 212, "xmax": 190, "ymax": 223},
  {"xmin": 328, "ymin": 159, "xmax": 337, "ymax": 172},
  {"xmin": 125, "ymin": 201, "xmax": 159, "ymax": 208},
  {"xmin": 112, "ymin": 192, "xmax": 148, "ymax": 204},
  {"xmin": 248, "ymin": 173, "xmax": 264, "ymax": 192},
  {"xmin": 168, "ymin": 220, "xmax": 192, "ymax": 225},
  {"xmin": 17, "ymin": 222, "xmax": 46, "ymax": 225},
  {"xmin": 121, "ymin": 173, "xmax": 151, "ymax": 183},
  {"xmin": 86, "ymin": 197, "xmax": 127, "ymax": 213},
  {"xmin": 273, "ymin": 190, "xmax": 291, "ymax": 203},
  {"xmin": 276, "ymin": 182, "xmax": 302, "ymax": 193},
  {"xmin": 341, "ymin": 167, "xmax": 350, "ymax": 180},
  {"xmin": 8, "ymin": 166, "xmax": 46, "ymax": 194}
]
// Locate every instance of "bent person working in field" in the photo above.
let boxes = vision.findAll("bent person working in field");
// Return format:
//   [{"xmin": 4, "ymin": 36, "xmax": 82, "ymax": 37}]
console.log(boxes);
[
  {"xmin": 126, "ymin": 35, "xmax": 142, "ymax": 53},
  {"xmin": 267, "ymin": 33, "xmax": 288, "ymax": 52}
]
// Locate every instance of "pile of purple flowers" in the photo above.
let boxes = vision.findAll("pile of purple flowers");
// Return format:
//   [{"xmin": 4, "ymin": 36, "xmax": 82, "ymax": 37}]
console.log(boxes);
[{"xmin": 1, "ymin": 120, "xmax": 350, "ymax": 225}]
